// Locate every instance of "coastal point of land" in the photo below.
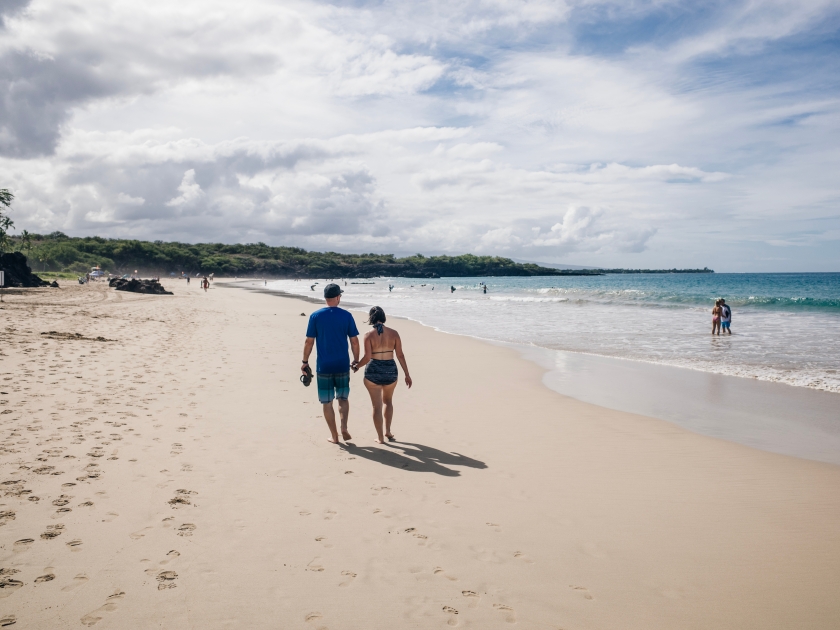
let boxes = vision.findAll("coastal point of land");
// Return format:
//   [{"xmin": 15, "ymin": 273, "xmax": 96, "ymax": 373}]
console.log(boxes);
[{"xmin": 1, "ymin": 280, "xmax": 838, "ymax": 629}]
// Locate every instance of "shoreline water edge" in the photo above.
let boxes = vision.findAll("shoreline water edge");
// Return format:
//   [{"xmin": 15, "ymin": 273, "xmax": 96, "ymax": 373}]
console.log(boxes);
[{"xmin": 236, "ymin": 276, "xmax": 840, "ymax": 466}]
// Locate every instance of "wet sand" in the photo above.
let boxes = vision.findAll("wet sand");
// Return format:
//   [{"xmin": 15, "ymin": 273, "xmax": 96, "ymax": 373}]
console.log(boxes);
[
  {"xmin": 521, "ymin": 345, "xmax": 840, "ymax": 465},
  {"xmin": 1, "ymin": 280, "xmax": 839, "ymax": 629}
]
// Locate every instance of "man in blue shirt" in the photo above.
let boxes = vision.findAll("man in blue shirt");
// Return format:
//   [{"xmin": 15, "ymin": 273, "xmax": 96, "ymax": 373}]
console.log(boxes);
[{"xmin": 302, "ymin": 283, "xmax": 360, "ymax": 443}]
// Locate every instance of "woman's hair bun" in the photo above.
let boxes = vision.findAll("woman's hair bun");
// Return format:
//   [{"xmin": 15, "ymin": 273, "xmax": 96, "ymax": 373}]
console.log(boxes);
[{"xmin": 367, "ymin": 306, "xmax": 386, "ymax": 325}]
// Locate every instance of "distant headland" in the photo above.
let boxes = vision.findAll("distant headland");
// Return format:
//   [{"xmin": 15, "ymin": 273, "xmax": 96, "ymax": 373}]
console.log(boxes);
[{"xmin": 4, "ymin": 232, "xmax": 713, "ymax": 278}]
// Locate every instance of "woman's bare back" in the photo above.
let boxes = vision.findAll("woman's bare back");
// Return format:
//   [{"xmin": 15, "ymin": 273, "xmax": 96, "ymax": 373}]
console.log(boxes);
[{"xmin": 366, "ymin": 326, "xmax": 398, "ymax": 359}]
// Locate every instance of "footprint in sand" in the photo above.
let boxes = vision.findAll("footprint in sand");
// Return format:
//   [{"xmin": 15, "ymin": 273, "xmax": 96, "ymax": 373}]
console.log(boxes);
[
  {"xmin": 168, "ymin": 489, "xmax": 196, "ymax": 508},
  {"xmin": 0, "ymin": 570, "xmax": 23, "ymax": 598},
  {"xmin": 0, "ymin": 615, "xmax": 16, "ymax": 626},
  {"xmin": 442, "ymin": 606, "xmax": 459, "ymax": 626},
  {"xmin": 66, "ymin": 539, "xmax": 83, "ymax": 550},
  {"xmin": 80, "ymin": 590, "xmax": 125, "ymax": 626},
  {"xmin": 570, "ymin": 585, "xmax": 594, "ymax": 600},
  {"xmin": 461, "ymin": 590, "xmax": 481, "ymax": 608},
  {"xmin": 130, "ymin": 527, "xmax": 154, "ymax": 540},
  {"xmin": 339, "ymin": 571, "xmax": 356, "ymax": 587},
  {"xmin": 304, "ymin": 612, "xmax": 323, "ymax": 623},
  {"xmin": 34, "ymin": 573, "xmax": 55, "ymax": 583},
  {"xmin": 61, "ymin": 574, "xmax": 89, "ymax": 591},
  {"xmin": 156, "ymin": 571, "xmax": 178, "ymax": 590},
  {"xmin": 433, "ymin": 567, "xmax": 458, "ymax": 582},
  {"xmin": 323, "ymin": 510, "xmax": 337, "ymax": 520},
  {"xmin": 513, "ymin": 551, "xmax": 534, "ymax": 564},
  {"xmin": 486, "ymin": 522, "xmax": 502, "ymax": 532},
  {"xmin": 41, "ymin": 524, "xmax": 65, "ymax": 539},
  {"xmin": 176, "ymin": 523, "xmax": 196, "ymax": 537},
  {"xmin": 493, "ymin": 603, "xmax": 517, "ymax": 623}
]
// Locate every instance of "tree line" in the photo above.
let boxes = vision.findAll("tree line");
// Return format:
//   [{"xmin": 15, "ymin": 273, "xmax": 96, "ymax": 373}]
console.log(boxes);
[{"xmin": 4, "ymin": 232, "xmax": 583, "ymax": 278}]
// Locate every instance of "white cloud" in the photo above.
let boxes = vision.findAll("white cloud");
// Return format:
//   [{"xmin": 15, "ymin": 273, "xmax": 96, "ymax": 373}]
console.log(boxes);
[
  {"xmin": 116, "ymin": 192, "xmax": 145, "ymax": 206},
  {"xmin": 0, "ymin": 0, "xmax": 838, "ymax": 270},
  {"xmin": 166, "ymin": 169, "xmax": 204, "ymax": 208}
]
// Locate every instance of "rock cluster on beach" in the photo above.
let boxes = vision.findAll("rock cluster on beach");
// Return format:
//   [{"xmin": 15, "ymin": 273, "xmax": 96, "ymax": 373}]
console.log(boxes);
[
  {"xmin": 108, "ymin": 277, "xmax": 173, "ymax": 295},
  {"xmin": 0, "ymin": 252, "xmax": 50, "ymax": 287}
]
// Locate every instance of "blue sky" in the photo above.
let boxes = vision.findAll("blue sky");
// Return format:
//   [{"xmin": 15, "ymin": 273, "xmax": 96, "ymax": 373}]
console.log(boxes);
[{"xmin": 1, "ymin": 0, "xmax": 839, "ymax": 271}]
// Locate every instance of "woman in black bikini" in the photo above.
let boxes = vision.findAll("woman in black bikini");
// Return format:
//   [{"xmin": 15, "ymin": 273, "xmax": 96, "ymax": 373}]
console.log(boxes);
[{"xmin": 353, "ymin": 306, "xmax": 412, "ymax": 443}]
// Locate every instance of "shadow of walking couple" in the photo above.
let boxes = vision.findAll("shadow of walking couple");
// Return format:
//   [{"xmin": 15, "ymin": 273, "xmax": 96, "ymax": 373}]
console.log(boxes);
[{"xmin": 340, "ymin": 441, "xmax": 487, "ymax": 477}]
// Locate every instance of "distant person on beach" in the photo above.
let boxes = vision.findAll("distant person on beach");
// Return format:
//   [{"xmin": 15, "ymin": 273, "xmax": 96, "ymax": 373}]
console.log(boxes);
[
  {"xmin": 483, "ymin": 285, "xmax": 487, "ymax": 294},
  {"xmin": 353, "ymin": 306, "xmax": 412, "ymax": 443},
  {"xmin": 712, "ymin": 299, "xmax": 722, "ymax": 335},
  {"xmin": 451, "ymin": 285, "xmax": 456, "ymax": 293},
  {"xmin": 720, "ymin": 299, "xmax": 732, "ymax": 334},
  {"xmin": 302, "ymin": 283, "xmax": 360, "ymax": 444}
]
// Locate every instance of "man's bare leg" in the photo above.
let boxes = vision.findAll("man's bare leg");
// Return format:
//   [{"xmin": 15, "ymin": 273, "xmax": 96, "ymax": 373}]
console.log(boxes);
[
  {"xmin": 322, "ymin": 401, "xmax": 340, "ymax": 444},
  {"xmin": 337, "ymin": 398, "xmax": 351, "ymax": 440}
]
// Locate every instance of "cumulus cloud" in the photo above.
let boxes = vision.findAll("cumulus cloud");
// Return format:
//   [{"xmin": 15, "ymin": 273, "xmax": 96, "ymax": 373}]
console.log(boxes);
[{"xmin": 1, "ymin": 0, "xmax": 839, "ymax": 270}]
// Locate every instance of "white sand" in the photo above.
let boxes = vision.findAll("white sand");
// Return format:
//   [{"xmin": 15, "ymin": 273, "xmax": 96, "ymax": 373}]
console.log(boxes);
[{"xmin": 1, "ymin": 280, "xmax": 839, "ymax": 629}]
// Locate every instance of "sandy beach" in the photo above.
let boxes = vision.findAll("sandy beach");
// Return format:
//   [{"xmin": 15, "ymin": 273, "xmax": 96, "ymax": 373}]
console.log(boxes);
[{"xmin": 2, "ymin": 280, "xmax": 839, "ymax": 630}]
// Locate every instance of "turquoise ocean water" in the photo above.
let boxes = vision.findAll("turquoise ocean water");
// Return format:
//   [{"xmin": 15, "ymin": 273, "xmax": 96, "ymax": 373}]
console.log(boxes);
[{"xmin": 268, "ymin": 273, "xmax": 840, "ymax": 394}]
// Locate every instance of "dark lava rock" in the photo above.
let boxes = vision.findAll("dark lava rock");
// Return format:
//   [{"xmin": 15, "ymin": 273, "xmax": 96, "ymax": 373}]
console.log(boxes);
[
  {"xmin": 109, "ymin": 278, "xmax": 173, "ymax": 295},
  {"xmin": 0, "ymin": 252, "xmax": 49, "ymax": 287}
]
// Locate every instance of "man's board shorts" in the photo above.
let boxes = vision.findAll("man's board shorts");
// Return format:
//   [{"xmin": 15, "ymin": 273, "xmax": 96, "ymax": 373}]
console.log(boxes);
[
  {"xmin": 722, "ymin": 321, "xmax": 731, "ymax": 329},
  {"xmin": 317, "ymin": 372, "xmax": 350, "ymax": 404}
]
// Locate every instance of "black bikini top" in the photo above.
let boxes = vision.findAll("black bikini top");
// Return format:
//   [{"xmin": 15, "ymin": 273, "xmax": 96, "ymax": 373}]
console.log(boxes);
[{"xmin": 371, "ymin": 323, "xmax": 394, "ymax": 354}]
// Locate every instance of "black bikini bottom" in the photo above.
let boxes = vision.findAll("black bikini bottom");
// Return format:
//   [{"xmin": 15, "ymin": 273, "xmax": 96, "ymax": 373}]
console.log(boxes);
[{"xmin": 364, "ymin": 359, "xmax": 398, "ymax": 386}]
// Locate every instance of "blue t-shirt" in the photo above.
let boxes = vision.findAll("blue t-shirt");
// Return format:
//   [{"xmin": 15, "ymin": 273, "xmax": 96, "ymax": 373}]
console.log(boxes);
[{"xmin": 306, "ymin": 307, "xmax": 360, "ymax": 374}]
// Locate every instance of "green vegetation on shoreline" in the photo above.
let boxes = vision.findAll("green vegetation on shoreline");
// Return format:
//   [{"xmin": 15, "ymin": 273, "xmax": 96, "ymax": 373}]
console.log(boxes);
[{"xmin": 4, "ymin": 232, "xmax": 713, "ymax": 278}]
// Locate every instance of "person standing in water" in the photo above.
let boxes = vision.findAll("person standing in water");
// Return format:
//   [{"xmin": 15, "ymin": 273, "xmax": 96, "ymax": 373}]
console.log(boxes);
[
  {"xmin": 712, "ymin": 299, "xmax": 722, "ymax": 335},
  {"xmin": 720, "ymin": 298, "xmax": 732, "ymax": 334},
  {"xmin": 353, "ymin": 306, "xmax": 412, "ymax": 443}
]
